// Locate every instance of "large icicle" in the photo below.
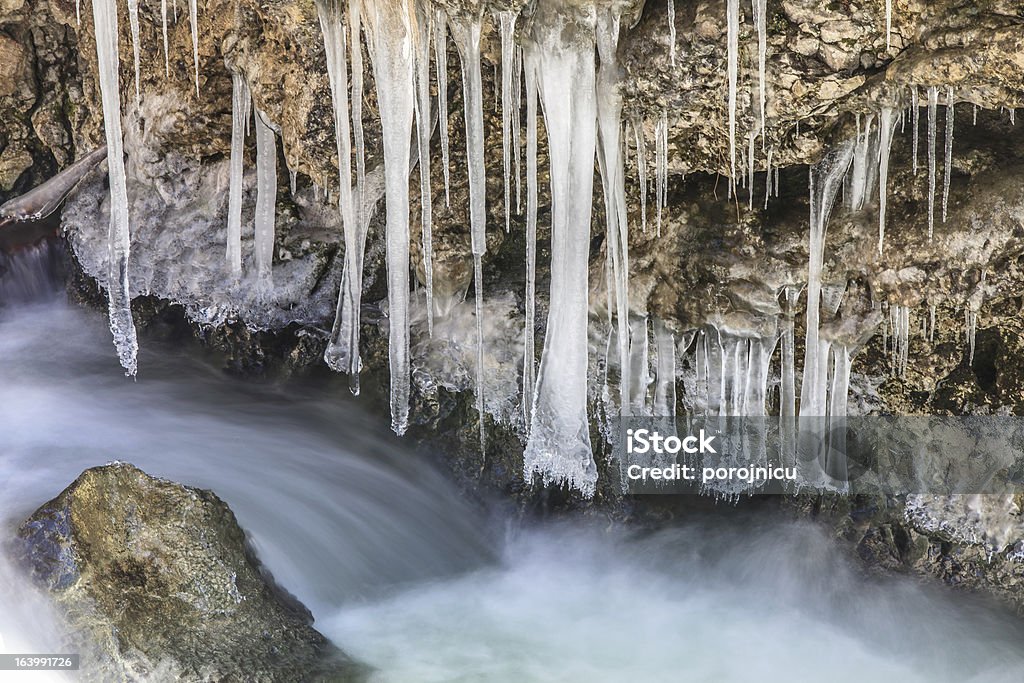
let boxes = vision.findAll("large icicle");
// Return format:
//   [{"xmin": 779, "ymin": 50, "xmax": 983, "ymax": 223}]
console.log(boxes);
[
  {"xmin": 188, "ymin": 0, "xmax": 200, "ymax": 95},
  {"xmin": 524, "ymin": 4, "xmax": 599, "ymax": 496},
  {"xmin": 450, "ymin": 14, "xmax": 488, "ymax": 449},
  {"xmin": 911, "ymin": 87, "xmax": 919, "ymax": 174},
  {"xmin": 655, "ymin": 110, "xmax": 667, "ymax": 236},
  {"xmin": 127, "ymin": 0, "xmax": 141, "ymax": 105},
  {"xmin": 628, "ymin": 316, "xmax": 651, "ymax": 415},
  {"xmin": 349, "ymin": 0, "xmax": 366, "ymax": 220},
  {"xmin": 799, "ymin": 141, "xmax": 854, "ymax": 418},
  {"xmin": 413, "ymin": 3, "xmax": 434, "ymax": 333},
  {"xmin": 726, "ymin": 0, "xmax": 739, "ymax": 186},
  {"xmin": 942, "ymin": 86, "xmax": 954, "ymax": 223},
  {"xmin": 226, "ymin": 72, "xmax": 251, "ymax": 277},
  {"xmin": 523, "ymin": 52, "xmax": 539, "ymax": 427},
  {"xmin": 877, "ymin": 106, "xmax": 896, "ymax": 253},
  {"xmin": 596, "ymin": 12, "xmax": 630, "ymax": 418},
  {"xmin": 498, "ymin": 11, "xmax": 517, "ymax": 234},
  {"xmin": 433, "ymin": 8, "xmax": 451, "ymax": 206},
  {"xmin": 317, "ymin": 0, "xmax": 367, "ymax": 394},
  {"xmin": 633, "ymin": 117, "xmax": 648, "ymax": 233},
  {"xmin": 927, "ymin": 85, "xmax": 937, "ymax": 238},
  {"xmin": 363, "ymin": 0, "xmax": 416, "ymax": 434},
  {"xmin": 93, "ymin": 0, "xmax": 139, "ymax": 376},
  {"xmin": 253, "ymin": 108, "xmax": 277, "ymax": 293}
]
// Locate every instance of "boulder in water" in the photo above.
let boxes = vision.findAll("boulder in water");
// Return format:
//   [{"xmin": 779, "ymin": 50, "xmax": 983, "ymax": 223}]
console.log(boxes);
[{"xmin": 15, "ymin": 462, "xmax": 365, "ymax": 682}]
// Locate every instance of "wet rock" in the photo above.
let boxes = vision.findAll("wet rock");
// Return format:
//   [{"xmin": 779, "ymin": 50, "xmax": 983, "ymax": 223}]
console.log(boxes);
[{"xmin": 15, "ymin": 463, "xmax": 364, "ymax": 682}]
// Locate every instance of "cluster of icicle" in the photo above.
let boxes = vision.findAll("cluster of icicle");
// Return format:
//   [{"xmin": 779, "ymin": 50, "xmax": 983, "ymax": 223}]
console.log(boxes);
[{"xmin": 85, "ymin": 0, "xmax": 985, "ymax": 496}]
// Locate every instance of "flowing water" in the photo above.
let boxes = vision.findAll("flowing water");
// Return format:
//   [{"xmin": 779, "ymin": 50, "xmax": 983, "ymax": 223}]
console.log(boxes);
[{"xmin": 2, "ymin": 241, "xmax": 1024, "ymax": 682}]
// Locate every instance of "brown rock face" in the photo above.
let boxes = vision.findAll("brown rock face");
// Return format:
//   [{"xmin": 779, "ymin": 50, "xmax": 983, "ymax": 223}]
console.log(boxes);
[{"xmin": 16, "ymin": 463, "xmax": 364, "ymax": 682}]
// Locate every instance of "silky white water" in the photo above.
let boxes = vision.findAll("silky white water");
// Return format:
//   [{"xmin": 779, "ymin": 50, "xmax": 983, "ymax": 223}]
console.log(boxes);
[{"xmin": 2, "ymin": 261, "xmax": 1024, "ymax": 682}]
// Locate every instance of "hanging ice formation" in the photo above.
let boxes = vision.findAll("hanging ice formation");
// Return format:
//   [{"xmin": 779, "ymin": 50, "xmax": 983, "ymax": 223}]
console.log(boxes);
[
  {"xmin": 522, "ymin": 51, "xmax": 539, "ymax": 426},
  {"xmin": 726, "ymin": 0, "xmax": 739, "ymax": 186},
  {"xmin": 498, "ymin": 11, "xmax": 517, "ymax": 234},
  {"xmin": 628, "ymin": 316, "xmax": 651, "ymax": 415},
  {"xmin": 189, "ymin": 0, "xmax": 200, "ymax": 95},
  {"xmin": 226, "ymin": 71, "xmax": 251, "ymax": 277},
  {"xmin": 911, "ymin": 87, "xmax": 919, "ymax": 174},
  {"xmin": 523, "ymin": 1, "xmax": 600, "ymax": 496},
  {"xmin": 93, "ymin": 0, "xmax": 139, "ymax": 376},
  {"xmin": 653, "ymin": 319, "xmax": 677, "ymax": 417},
  {"xmin": 161, "ymin": 0, "xmax": 170, "ymax": 77},
  {"xmin": 362, "ymin": 0, "xmax": 416, "ymax": 435},
  {"xmin": 412, "ymin": 2, "xmax": 434, "ymax": 333},
  {"xmin": 885, "ymin": 0, "xmax": 891, "ymax": 50},
  {"xmin": 799, "ymin": 140, "xmax": 855, "ymax": 419},
  {"xmin": 596, "ymin": 11, "xmax": 631, "ymax": 418},
  {"xmin": 450, "ymin": 13, "xmax": 488, "ymax": 449},
  {"xmin": 877, "ymin": 106, "xmax": 896, "ymax": 253},
  {"xmin": 655, "ymin": 110, "xmax": 667, "ymax": 236},
  {"xmin": 889, "ymin": 304, "xmax": 909, "ymax": 377},
  {"xmin": 317, "ymin": 0, "xmax": 370, "ymax": 395},
  {"xmin": 927, "ymin": 85, "xmax": 938, "ymax": 238},
  {"xmin": 434, "ymin": 8, "xmax": 451, "ymax": 206},
  {"xmin": 753, "ymin": 0, "xmax": 767, "ymax": 141},
  {"xmin": 127, "ymin": 0, "xmax": 141, "ymax": 105},
  {"xmin": 942, "ymin": 86, "xmax": 954, "ymax": 223},
  {"xmin": 667, "ymin": 0, "xmax": 676, "ymax": 67},
  {"xmin": 253, "ymin": 108, "xmax": 278, "ymax": 293}
]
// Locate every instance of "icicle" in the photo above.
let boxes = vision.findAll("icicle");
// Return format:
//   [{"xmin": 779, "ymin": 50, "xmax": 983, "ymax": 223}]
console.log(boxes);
[
  {"xmin": 596, "ymin": 12, "xmax": 631, "ymax": 418},
  {"xmin": 911, "ymin": 87, "xmax": 919, "ymax": 175},
  {"xmin": 927, "ymin": 85, "xmax": 937, "ymax": 239},
  {"xmin": 76, "ymin": 0, "xmax": 80, "ymax": 24},
  {"xmin": 349, "ymin": 0, "xmax": 366, "ymax": 221},
  {"xmin": 253, "ymin": 109, "xmax": 277, "ymax": 293},
  {"xmin": 524, "ymin": 6, "xmax": 599, "ymax": 496},
  {"xmin": 667, "ymin": 0, "xmax": 677, "ymax": 67},
  {"xmin": 188, "ymin": 0, "xmax": 200, "ymax": 96},
  {"xmin": 289, "ymin": 169, "xmax": 297, "ymax": 196},
  {"xmin": 929, "ymin": 304, "xmax": 936, "ymax": 343},
  {"xmin": 726, "ymin": 0, "xmax": 739, "ymax": 187},
  {"xmin": 942, "ymin": 86, "xmax": 954, "ymax": 223},
  {"xmin": 512, "ymin": 45, "xmax": 523, "ymax": 213},
  {"xmin": 973, "ymin": 104, "xmax": 978, "ymax": 126},
  {"xmin": 1011, "ymin": 108, "xmax": 1016, "ymax": 125},
  {"xmin": 226, "ymin": 72, "xmax": 251, "ymax": 277},
  {"xmin": 966, "ymin": 307, "xmax": 977, "ymax": 365},
  {"xmin": 93, "ymin": 0, "xmax": 139, "ymax": 376},
  {"xmin": 628, "ymin": 316, "xmax": 651, "ymax": 415},
  {"xmin": 127, "ymin": 0, "xmax": 141, "ymax": 105},
  {"xmin": 634, "ymin": 117, "xmax": 648, "ymax": 233},
  {"xmin": 877, "ymin": 106, "xmax": 896, "ymax": 253},
  {"xmin": 653, "ymin": 319, "xmax": 676, "ymax": 416},
  {"xmin": 800, "ymin": 141, "xmax": 854, "ymax": 418},
  {"xmin": 318, "ymin": 0, "xmax": 367, "ymax": 394},
  {"xmin": 885, "ymin": 0, "xmax": 891, "ymax": 50},
  {"xmin": 433, "ymin": 8, "xmax": 451, "ymax": 207},
  {"xmin": 764, "ymin": 147, "xmax": 774, "ymax": 209},
  {"xmin": 753, "ymin": 0, "xmax": 767, "ymax": 141},
  {"xmin": 161, "ymin": 0, "xmax": 170, "ymax": 77},
  {"xmin": 363, "ymin": 0, "xmax": 416, "ymax": 435},
  {"xmin": 523, "ymin": 53, "xmax": 539, "ymax": 427},
  {"xmin": 412, "ymin": 3, "xmax": 434, "ymax": 334},
  {"xmin": 655, "ymin": 110, "xmax": 667, "ymax": 237},
  {"xmin": 450, "ymin": 14, "xmax": 488, "ymax": 449},
  {"xmin": 498, "ymin": 11, "xmax": 517, "ymax": 235},
  {"xmin": 747, "ymin": 131, "xmax": 755, "ymax": 210},
  {"xmin": 781, "ymin": 286, "xmax": 799, "ymax": 418}
]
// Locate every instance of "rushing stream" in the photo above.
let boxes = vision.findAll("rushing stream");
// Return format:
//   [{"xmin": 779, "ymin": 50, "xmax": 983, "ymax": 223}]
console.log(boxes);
[{"xmin": 2, "ymin": 242, "xmax": 1024, "ymax": 682}]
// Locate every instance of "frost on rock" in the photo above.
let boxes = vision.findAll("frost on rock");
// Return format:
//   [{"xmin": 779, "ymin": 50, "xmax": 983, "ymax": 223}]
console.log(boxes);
[
  {"xmin": 93, "ymin": 0, "xmax": 139, "ymax": 376},
  {"xmin": 523, "ymin": 2, "xmax": 600, "ymax": 497}
]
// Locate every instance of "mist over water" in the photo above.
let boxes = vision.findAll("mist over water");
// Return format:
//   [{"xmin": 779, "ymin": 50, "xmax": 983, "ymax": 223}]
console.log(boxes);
[{"xmin": 2, "ymin": 249, "xmax": 1024, "ymax": 682}]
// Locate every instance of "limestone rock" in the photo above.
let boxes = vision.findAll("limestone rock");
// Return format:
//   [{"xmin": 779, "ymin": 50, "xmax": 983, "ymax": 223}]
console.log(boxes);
[{"xmin": 15, "ymin": 463, "xmax": 364, "ymax": 682}]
